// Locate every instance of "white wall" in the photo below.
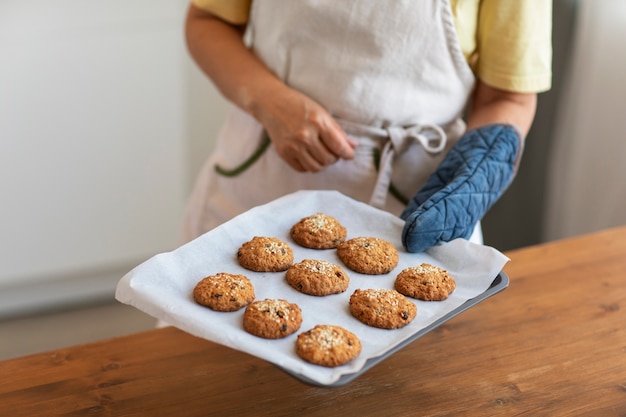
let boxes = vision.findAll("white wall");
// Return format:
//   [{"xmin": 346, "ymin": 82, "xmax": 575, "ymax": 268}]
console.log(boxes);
[
  {"xmin": 544, "ymin": 0, "xmax": 626, "ymax": 241},
  {"xmin": 0, "ymin": 1, "xmax": 229, "ymax": 316}
]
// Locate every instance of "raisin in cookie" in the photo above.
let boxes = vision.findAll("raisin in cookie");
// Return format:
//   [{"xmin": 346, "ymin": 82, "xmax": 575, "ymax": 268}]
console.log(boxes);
[
  {"xmin": 193, "ymin": 272, "xmax": 255, "ymax": 312},
  {"xmin": 290, "ymin": 213, "xmax": 347, "ymax": 249},
  {"xmin": 395, "ymin": 263, "xmax": 456, "ymax": 301},
  {"xmin": 349, "ymin": 288, "xmax": 417, "ymax": 329},
  {"xmin": 237, "ymin": 236, "xmax": 294, "ymax": 272},
  {"xmin": 243, "ymin": 299, "xmax": 303, "ymax": 339},
  {"xmin": 296, "ymin": 324, "xmax": 362, "ymax": 367},
  {"xmin": 286, "ymin": 259, "xmax": 349, "ymax": 296},
  {"xmin": 337, "ymin": 237, "xmax": 399, "ymax": 275}
]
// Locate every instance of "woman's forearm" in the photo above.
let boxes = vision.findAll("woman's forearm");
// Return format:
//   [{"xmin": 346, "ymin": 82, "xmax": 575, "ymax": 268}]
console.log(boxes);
[
  {"xmin": 466, "ymin": 80, "xmax": 537, "ymax": 137},
  {"xmin": 184, "ymin": 4, "xmax": 355, "ymax": 172},
  {"xmin": 185, "ymin": 5, "xmax": 286, "ymax": 119}
]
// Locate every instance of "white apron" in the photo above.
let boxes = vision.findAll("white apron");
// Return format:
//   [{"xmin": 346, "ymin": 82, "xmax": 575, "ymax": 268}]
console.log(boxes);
[{"xmin": 180, "ymin": 0, "xmax": 478, "ymax": 243}]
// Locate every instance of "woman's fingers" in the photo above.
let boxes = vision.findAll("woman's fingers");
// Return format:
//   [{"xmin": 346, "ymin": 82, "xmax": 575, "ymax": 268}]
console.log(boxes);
[
  {"xmin": 318, "ymin": 119, "xmax": 356, "ymax": 161},
  {"xmin": 258, "ymin": 86, "xmax": 357, "ymax": 172},
  {"xmin": 278, "ymin": 129, "xmax": 332, "ymax": 172}
]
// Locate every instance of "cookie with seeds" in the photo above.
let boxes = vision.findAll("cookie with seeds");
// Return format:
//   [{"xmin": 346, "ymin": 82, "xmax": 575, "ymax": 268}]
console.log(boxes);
[
  {"xmin": 290, "ymin": 212, "xmax": 347, "ymax": 249},
  {"xmin": 395, "ymin": 263, "xmax": 456, "ymax": 301},
  {"xmin": 237, "ymin": 236, "xmax": 294, "ymax": 272},
  {"xmin": 296, "ymin": 324, "xmax": 362, "ymax": 367},
  {"xmin": 336, "ymin": 237, "xmax": 399, "ymax": 275},
  {"xmin": 286, "ymin": 259, "xmax": 350, "ymax": 296},
  {"xmin": 243, "ymin": 299, "xmax": 303, "ymax": 339},
  {"xmin": 349, "ymin": 288, "xmax": 417, "ymax": 329},
  {"xmin": 193, "ymin": 272, "xmax": 255, "ymax": 312}
]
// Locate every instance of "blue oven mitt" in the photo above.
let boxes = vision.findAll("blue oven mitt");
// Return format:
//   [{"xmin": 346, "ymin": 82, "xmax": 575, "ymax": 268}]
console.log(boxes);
[{"xmin": 401, "ymin": 124, "xmax": 521, "ymax": 253}]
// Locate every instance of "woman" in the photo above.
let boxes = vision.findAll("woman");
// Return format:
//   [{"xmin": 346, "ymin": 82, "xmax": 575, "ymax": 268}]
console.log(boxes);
[{"xmin": 181, "ymin": 0, "xmax": 552, "ymax": 252}]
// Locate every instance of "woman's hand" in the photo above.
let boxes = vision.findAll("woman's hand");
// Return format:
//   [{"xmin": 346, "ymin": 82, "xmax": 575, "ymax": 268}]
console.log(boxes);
[
  {"xmin": 250, "ymin": 85, "xmax": 356, "ymax": 172},
  {"xmin": 400, "ymin": 81, "xmax": 537, "ymax": 252}
]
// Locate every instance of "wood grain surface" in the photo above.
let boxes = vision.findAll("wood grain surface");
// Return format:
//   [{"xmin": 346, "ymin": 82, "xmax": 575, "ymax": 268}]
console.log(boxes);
[{"xmin": 1, "ymin": 226, "xmax": 625, "ymax": 416}]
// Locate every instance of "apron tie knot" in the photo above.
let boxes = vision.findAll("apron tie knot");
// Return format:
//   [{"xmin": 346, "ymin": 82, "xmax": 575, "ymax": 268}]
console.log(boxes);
[
  {"xmin": 370, "ymin": 123, "xmax": 448, "ymax": 209},
  {"xmin": 386, "ymin": 123, "xmax": 447, "ymax": 155}
]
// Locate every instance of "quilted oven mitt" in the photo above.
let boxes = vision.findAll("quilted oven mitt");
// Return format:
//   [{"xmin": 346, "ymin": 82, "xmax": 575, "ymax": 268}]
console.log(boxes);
[{"xmin": 401, "ymin": 124, "xmax": 521, "ymax": 253}]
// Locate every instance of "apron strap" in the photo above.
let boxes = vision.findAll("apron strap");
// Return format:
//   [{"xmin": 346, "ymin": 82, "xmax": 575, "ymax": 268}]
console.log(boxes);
[{"xmin": 213, "ymin": 118, "xmax": 450, "ymax": 211}]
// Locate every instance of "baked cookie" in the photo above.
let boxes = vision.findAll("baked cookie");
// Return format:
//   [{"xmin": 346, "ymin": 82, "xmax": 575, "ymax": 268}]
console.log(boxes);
[
  {"xmin": 286, "ymin": 259, "xmax": 350, "ymax": 296},
  {"xmin": 193, "ymin": 272, "xmax": 255, "ymax": 312},
  {"xmin": 243, "ymin": 299, "xmax": 303, "ymax": 339},
  {"xmin": 395, "ymin": 263, "xmax": 456, "ymax": 301},
  {"xmin": 237, "ymin": 236, "xmax": 294, "ymax": 272},
  {"xmin": 349, "ymin": 288, "xmax": 417, "ymax": 329},
  {"xmin": 290, "ymin": 213, "xmax": 347, "ymax": 249},
  {"xmin": 295, "ymin": 324, "xmax": 362, "ymax": 367},
  {"xmin": 336, "ymin": 237, "xmax": 399, "ymax": 275}
]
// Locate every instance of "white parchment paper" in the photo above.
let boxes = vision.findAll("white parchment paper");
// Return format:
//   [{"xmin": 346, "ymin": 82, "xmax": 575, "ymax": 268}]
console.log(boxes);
[{"xmin": 115, "ymin": 190, "xmax": 509, "ymax": 386}]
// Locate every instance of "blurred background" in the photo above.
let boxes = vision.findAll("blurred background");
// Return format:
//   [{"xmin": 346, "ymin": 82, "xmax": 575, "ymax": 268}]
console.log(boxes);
[{"xmin": 1, "ymin": 0, "xmax": 625, "ymax": 357}]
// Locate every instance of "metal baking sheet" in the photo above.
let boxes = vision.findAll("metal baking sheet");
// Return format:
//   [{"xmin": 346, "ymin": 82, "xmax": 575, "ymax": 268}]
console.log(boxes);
[{"xmin": 116, "ymin": 190, "xmax": 510, "ymax": 387}]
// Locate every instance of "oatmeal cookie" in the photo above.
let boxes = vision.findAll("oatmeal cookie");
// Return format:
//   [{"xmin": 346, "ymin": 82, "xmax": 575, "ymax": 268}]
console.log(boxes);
[
  {"xmin": 395, "ymin": 263, "xmax": 456, "ymax": 301},
  {"xmin": 286, "ymin": 259, "xmax": 350, "ymax": 296},
  {"xmin": 296, "ymin": 324, "xmax": 362, "ymax": 367},
  {"xmin": 193, "ymin": 272, "xmax": 255, "ymax": 312},
  {"xmin": 349, "ymin": 288, "xmax": 417, "ymax": 329},
  {"xmin": 337, "ymin": 237, "xmax": 399, "ymax": 275},
  {"xmin": 290, "ymin": 212, "xmax": 347, "ymax": 249},
  {"xmin": 237, "ymin": 236, "xmax": 294, "ymax": 272},
  {"xmin": 243, "ymin": 299, "xmax": 303, "ymax": 339}
]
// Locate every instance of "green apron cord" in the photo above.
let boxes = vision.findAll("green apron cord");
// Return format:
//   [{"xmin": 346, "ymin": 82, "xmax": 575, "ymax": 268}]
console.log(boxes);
[
  {"xmin": 214, "ymin": 134, "xmax": 272, "ymax": 177},
  {"xmin": 372, "ymin": 147, "xmax": 409, "ymax": 206},
  {"xmin": 215, "ymin": 135, "xmax": 409, "ymax": 205}
]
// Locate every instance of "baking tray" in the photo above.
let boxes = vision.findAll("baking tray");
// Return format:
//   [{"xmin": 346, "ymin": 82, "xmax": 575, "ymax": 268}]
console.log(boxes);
[
  {"xmin": 116, "ymin": 190, "xmax": 510, "ymax": 387},
  {"xmin": 283, "ymin": 271, "xmax": 509, "ymax": 387}
]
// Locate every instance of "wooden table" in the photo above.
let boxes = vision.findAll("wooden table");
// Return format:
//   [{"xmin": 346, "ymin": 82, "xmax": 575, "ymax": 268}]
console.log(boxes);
[{"xmin": 2, "ymin": 227, "xmax": 626, "ymax": 416}]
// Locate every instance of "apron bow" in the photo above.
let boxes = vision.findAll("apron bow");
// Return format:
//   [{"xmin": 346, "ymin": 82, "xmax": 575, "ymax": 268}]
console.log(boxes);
[
  {"xmin": 393, "ymin": 123, "xmax": 447, "ymax": 154},
  {"xmin": 371, "ymin": 123, "xmax": 448, "ymax": 209}
]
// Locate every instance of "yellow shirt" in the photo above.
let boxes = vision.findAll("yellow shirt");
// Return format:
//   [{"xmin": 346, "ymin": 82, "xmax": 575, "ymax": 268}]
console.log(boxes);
[{"xmin": 192, "ymin": 0, "xmax": 552, "ymax": 93}]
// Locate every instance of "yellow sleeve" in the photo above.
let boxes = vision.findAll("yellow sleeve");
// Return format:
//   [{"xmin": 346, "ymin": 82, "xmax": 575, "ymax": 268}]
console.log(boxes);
[
  {"xmin": 475, "ymin": 0, "xmax": 553, "ymax": 93},
  {"xmin": 191, "ymin": 0, "xmax": 252, "ymax": 25},
  {"xmin": 449, "ymin": 0, "xmax": 480, "ymax": 65}
]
